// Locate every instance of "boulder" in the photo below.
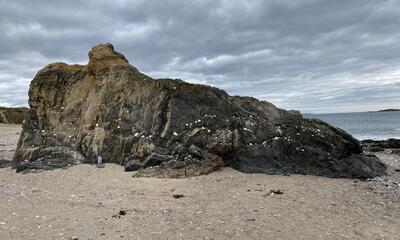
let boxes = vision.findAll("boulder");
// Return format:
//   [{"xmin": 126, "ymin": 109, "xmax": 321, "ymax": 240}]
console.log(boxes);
[
  {"xmin": 12, "ymin": 43, "xmax": 387, "ymax": 178},
  {"xmin": 124, "ymin": 159, "xmax": 141, "ymax": 172},
  {"xmin": 0, "ymin": 159, "xmax": 11, "ymax": 169}
]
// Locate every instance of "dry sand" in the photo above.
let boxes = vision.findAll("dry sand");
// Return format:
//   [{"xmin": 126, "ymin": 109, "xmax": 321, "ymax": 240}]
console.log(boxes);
[{"xmin": 0, "ymin": 124, "xmax": 399, "ymax": 240}]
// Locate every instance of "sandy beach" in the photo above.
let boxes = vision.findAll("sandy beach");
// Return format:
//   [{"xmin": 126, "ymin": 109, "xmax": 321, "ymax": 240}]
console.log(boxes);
[{"xmin": 0, "ymin": 124, "xmax": 399, "ymax": 240}]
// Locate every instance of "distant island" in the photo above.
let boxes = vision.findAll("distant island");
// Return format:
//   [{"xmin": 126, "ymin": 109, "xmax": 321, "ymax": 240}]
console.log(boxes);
[{"xmin": 378, "ymin": 109, "xmax": 400, "ymax": 112}]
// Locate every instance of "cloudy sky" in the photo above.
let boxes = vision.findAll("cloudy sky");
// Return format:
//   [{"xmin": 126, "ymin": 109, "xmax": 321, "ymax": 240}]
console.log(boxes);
[{"xmin": 1, "ymin": 0, "xmax": 400, "ymax": 113}]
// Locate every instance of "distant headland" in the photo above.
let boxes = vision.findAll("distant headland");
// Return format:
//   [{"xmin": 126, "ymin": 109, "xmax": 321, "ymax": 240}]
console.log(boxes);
[
  {"xmin": 0, "ymin": 106, "xmax": 28, "ymax": 124},
  {"xmin": 377, "ymin": 109, "xmax": 400, "ymax": 112}
]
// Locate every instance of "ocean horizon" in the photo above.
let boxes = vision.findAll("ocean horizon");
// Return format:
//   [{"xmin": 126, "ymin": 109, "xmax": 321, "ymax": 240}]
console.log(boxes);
[{"xmin": 304, "ymin": 111, "xmax": 400, "ymax": 140}]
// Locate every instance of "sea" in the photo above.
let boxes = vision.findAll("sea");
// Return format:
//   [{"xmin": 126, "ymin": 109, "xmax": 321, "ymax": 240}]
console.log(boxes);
[{"xmin": 304, "ymin": 111, "xmax": 400, "ymax": 140}]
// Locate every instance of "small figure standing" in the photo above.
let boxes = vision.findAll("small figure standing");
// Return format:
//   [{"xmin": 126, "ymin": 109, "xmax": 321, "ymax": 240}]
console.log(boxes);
[{"xmin": 97, "ymin": 155, "xmax": 104, "ymax": 168}]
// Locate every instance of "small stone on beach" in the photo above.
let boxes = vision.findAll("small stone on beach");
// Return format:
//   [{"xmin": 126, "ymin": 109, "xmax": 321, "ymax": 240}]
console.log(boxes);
[{"xmin": 172, "ymin": 194, "xmax": 185, "ymax": 199}]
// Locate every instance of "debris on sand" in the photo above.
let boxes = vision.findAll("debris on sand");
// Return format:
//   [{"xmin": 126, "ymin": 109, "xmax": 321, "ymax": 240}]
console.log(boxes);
[
  {"xmin": 112, "ymin": 210, "xmax": 127, "ymax": 219},
  {"xmin": 172, "ymin": 194, "xmax": 185, "ymax": 199},
  {"xmin": 268, "ymin": 189, "xmax": 284, "ymax": 195}
]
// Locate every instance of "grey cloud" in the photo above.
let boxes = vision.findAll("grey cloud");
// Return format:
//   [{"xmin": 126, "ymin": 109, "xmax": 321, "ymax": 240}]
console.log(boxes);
[{"xmin": 0, "ymin": 0, "xmax": 399, "ymax": 112}]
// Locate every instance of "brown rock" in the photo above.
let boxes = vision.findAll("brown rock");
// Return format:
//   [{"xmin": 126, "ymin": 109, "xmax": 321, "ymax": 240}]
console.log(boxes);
[{"xmin": 12, "ymin": 43, "xmax": 387, "ymax": 178}]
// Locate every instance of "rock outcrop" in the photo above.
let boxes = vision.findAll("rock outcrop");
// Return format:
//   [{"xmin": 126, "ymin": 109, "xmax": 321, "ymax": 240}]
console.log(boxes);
[
  {"xmin": 12, "ymin": 43, "xmax": 387, "ymax": 178},
  {"xmin": 0, "ymin": 107, "xmax": 28, "ymax": 124},
  {"xmin": 361, "ymin": 139, "xmax": 400, "ymax": 153}
]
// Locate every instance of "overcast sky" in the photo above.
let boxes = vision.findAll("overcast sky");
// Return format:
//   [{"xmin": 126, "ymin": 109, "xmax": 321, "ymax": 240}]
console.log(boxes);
[{"xmin": 1, "ymin": 0, "xmax": 400, "ymax": 113}]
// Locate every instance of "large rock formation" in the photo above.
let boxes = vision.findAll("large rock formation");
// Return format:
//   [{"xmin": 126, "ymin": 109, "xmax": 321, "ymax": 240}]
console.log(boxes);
[{"xmin": 12, "ymin": 44, "xmax": 387, "ymax": 178}]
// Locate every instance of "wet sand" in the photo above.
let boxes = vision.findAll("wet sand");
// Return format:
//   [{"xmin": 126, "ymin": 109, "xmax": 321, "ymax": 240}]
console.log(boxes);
[{"xmin": 0, "ymin": 124, "xmax": 399, "ymax": 240}]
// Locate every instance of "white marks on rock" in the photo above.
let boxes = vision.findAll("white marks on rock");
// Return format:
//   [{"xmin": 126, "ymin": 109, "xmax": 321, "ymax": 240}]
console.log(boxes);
[{"xmin": 295, "ymin": 147, "xmax": 305, "ymax": 152}]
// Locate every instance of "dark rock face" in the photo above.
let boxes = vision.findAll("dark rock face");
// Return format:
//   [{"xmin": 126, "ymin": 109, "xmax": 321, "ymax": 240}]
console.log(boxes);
[
  {"xmin": 361, "ymin": 139, "xmax": 400, "ymax": 153},
  {"xmin": 12, "ymin": 44, "xmax": 387, "ymax": 178}
]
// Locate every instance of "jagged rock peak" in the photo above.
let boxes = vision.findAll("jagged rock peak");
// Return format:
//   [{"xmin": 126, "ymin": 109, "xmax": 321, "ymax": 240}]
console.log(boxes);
[{"xmin": 88, "ymin": 43, "xmax": 130, "ymax": 71}]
